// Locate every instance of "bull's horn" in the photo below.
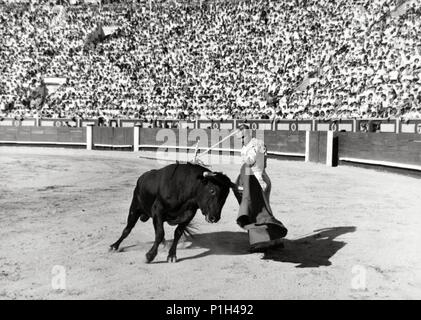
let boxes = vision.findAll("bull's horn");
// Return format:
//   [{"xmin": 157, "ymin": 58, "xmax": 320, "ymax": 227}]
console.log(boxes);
[{"xmin": 203, "ymin": 171, "xmax": 216, "ymax": 177}]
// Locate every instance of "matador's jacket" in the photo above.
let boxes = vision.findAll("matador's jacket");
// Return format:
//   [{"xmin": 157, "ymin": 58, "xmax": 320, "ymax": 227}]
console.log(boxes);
[{"xmin": 232, "ymin": 138, "xmax": 288, "ymax": 252}]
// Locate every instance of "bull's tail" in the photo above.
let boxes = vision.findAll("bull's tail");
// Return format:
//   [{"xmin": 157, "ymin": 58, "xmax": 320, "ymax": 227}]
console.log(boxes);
[
  {"xmin": 110, "ymin": 185, "xmax": 144, "ymax": 251},
  {"xmin": 133, "ymin": 177, "xmax": 150, "ymax": 222}
]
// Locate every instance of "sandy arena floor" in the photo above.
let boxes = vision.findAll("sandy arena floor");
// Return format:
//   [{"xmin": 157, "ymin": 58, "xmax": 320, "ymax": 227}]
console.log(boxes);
[{"xmin": 0, "ymin": 146, "xmax": 420, "ymax": 300}]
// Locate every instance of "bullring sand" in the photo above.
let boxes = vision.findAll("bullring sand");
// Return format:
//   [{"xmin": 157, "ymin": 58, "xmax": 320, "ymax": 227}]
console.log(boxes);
[{"xmin": 0, "ymin": 147, "xmax": 420, "ymax": 299}]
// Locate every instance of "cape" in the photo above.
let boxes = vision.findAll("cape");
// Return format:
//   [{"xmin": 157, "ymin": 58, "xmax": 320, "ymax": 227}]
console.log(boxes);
[{"xmin": 233, "ymin": 163, "xmax": 288, "ymax": 246}]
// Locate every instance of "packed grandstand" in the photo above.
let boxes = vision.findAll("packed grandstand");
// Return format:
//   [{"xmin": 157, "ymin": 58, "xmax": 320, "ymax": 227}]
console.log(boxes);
[{"xmin": 1, "ymin": 0, "xmax": 421, "ymax": 125}]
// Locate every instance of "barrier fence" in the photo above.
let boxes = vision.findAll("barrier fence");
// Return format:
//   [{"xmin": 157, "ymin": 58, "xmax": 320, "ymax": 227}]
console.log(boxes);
[
  {"xmin": 0, "ymin": 126, "xmax": 86, "ymax": 146},
  {"xmin": 93, "ymin": 127, "xmax": 133, "ymax": 148},
  {"xmin": 1, "ymin": 117, "xmax": 421, "ymax": 134},
  {"xmin": 1, "ymin": 125, "xmax": 420, "ymax": 172},
  {"xmin": 337, "ymin": 132, "xmax": 421, "ymax": 170}
]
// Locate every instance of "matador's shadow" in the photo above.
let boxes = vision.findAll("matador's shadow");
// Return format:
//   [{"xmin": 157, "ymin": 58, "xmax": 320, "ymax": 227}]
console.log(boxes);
[{"xmin": 180, "ymin": 226, "xmax": 356, "ymax": 268}]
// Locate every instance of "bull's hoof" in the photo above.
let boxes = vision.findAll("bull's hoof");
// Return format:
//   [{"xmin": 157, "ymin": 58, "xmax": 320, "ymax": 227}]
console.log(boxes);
[
  {"xmin": 109, "ymin": 245, "xmax": 119, "ymax": 252},
  {"xmin": 145, "ymin": 251, "xmax": 156, "ymax": 263},
  {"xmin": 167, "ymin": 255, "xmax": 177, "ymax": 263}
]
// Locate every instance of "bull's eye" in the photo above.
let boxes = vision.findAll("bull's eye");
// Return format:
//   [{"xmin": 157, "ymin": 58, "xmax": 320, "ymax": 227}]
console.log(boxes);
[{"xmin": 210, "ymin": 188, "xmax": 216, "ymax": 195}]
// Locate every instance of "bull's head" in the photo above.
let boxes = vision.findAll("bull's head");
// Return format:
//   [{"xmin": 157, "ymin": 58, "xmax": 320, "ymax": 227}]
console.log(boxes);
[{"xmin": 196, "ymin": 171, "xmax": 235, "ymax": 224}]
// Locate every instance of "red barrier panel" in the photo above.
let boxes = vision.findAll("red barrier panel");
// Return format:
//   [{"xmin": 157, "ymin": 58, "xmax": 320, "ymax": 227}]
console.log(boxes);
[
  {"xmin": 140, "ymin": 121, "xmax": 154, "ymax": 128},
  {"xmin": 315, "ymin": 120, "xmax": 354, "ymax": 132},
  {"xmin": 235, "ymin": 119, "xmax": 272, "ymax": 131},
  {"xmin": 139, "ymin": 128, "xmax": 236, "ymax": 149},
  {"xmin": 356, "ymin": 119, "xmax": 396, "ymax": 133},
  {"xmin": 274, "ymin": 120, "xmax": 312, "ymax": 131},
  {"xmin": 399, "ymin": 119, "xmax": 421, "ymax": 134},
  {"xmin": 274, "ymin": 120, "xmax": 293, "ymax": 131},
  {"xmin": 81, "ymin": 119, "xmax": 98, "ymax": 127},
  {"xmin": 139, "ymin": 128, "xmax": 247, "ymax": 163},
  {"xmin": 378, "ymin": 119, "xmax": 397, "ymax": 133},
  {"xmin": 40, "ymin": 118, "xmax": 78, "ymax": 127},
  {"xmin": 138, "ymin": 128, "xmax": 305, "ymax": 158},
  {"xmin": 338, "ymin": 132, "xmax": 421, "ymax": 169},
  {"xmin": 120, "ymin": 119, "xmax": 143, "ymax": 127},
  {"xmin": 0, "ymin": 118, "xmax": 17, "ymax": 126},
  {"xmin": 21, "ymin": 118, "xmax": 37, "ymax": 127},
  {"xmin": 332, "ymin": 120, "xmax": 354, "ymax": 132},
  {"xmin": 0, "ymin": 118, "xmax": 37, "ymax": 127},
  {"xmin": 264, "ymin": 131, "xmax": 306, "ymax": 156},
  {"xmin": 92, "ymin": 127, "xmax": 133, "ymax": 147},
  {"xmin": 139, "ymin": 128, "xmax": 162, "ymax": 146},
  {"xmin": 109, "ymin": 119, "xmax": 119, "ymax": 127},
  {"xmin": 142, "ymin": 119, "xmax": 185, "ymax": 128},
  {"xmin": 0, "ymin": 126, "xmax": 20, "ymax": 140},
  {"xmin": 178, "ymin": 120, "xmax": 196, "ymax": 129},
  {"xmin": 356, "ymin": 119, "xmax": 371, "ymax": 132},
  {"xmin": 157, "ymin": 119, "xmax": 179, "ymax": 128},
  {"xmin": 0, "ymin": 126, "xmax": 86, "ymax": 144},
  {"xmin": 197, "ymin": 120, "xmax": 234, "ymax": 130}
]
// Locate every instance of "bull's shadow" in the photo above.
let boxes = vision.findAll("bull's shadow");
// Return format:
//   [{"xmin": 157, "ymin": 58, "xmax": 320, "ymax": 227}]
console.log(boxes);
[{"xmin": 180, "ymin": 226, "xmax": 356, "ymax": 268}]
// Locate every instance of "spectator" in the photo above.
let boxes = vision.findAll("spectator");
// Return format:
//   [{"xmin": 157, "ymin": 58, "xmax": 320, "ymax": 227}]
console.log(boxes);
[{"xmin": 1, "ymin": 0, "xmax": 421, "ymax": 121}]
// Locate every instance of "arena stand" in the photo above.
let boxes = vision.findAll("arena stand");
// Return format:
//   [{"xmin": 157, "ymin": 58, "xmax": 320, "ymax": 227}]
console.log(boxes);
[
  {"xmin": 1, "ymin": 0, "xmax": 421, "ymax": 122},
  {"xmin": 1, "ymin": 0, "xmax": 421, "ymax": 173}
]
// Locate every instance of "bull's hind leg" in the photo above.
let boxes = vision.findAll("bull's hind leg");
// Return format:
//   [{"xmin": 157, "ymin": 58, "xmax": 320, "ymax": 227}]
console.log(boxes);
[{"xmin": 110, "ymin": 206, "xmax": 141, "ymax": 252}]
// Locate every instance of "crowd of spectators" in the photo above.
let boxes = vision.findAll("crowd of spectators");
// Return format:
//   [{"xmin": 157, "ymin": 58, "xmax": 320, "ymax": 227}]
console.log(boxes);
[{"xmin": 1, "ymin": 0, "xmax": 421, "ymax": 123}]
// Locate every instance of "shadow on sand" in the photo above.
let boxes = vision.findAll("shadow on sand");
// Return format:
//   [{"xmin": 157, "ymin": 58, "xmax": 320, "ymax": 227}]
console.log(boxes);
[
  {"xmin": 178, "ymin": 226, "xmax": 356, "ymax": 268},
  {"xmin": 118, "ymin": 226, "xmax": 356, "ymax": 268}
]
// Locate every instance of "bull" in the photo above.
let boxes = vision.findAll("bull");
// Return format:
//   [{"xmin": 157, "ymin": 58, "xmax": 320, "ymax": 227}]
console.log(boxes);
[{"xmin": 110, "ymin": 162, "xmax": 235, "ymax": 263}]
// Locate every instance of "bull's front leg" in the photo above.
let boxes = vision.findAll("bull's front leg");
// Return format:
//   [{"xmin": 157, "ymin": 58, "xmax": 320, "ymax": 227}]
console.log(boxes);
[
  {"xmin": 145, "ymin": 201, "xmax": 165, "ymax": 263},
  {"xmin": 167, "ymin": 212, "xmax": 195, "ymax": 263}
]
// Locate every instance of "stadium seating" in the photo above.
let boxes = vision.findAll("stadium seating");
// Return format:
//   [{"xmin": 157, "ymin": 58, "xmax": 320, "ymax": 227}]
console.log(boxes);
[{"xmin": 1, "ymin": 0, "xmax": 421, "ymax": 124}]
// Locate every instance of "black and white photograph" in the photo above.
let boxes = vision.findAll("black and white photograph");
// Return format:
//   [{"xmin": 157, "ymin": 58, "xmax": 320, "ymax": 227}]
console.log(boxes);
[{"xmin": 1, "ymin": 0, "xmax": 421, "ymax": 302}]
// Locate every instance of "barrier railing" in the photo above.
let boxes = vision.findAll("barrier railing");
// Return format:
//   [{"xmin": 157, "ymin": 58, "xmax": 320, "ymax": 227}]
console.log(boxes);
[
  {"xmin": 399, "ymin": 119, "xmax": 421, "ymax": 134},
  {"xmin": 234, "ymin": 119, "xmax": 273, "ymax": 131},
  {"xmin": 1, "ymin": 126, "xmax": 421, "ymax": 173},
  {"xmin": 120, "ymin": 119, "xmax": 143, "ymax": 127},
  {"xmin": 315, "ymin": 119, "xmax": 355, "ymax": 132},
  {"xmin": 39, "ymin": 118, "xmax": 79, "ymax": 127},
  {"xmin": 1, "ymin": 117, "xmax": 421, "ymax": 134},
  {"xmin": 197, "ymin": 120, "xmax": 235, "ymax": 130},
  {"xmin": 0, "ymin": 118, "xmax": 37, "ymax": 127},
  {"xmin": 274, "ymin": 119, "xmax": 313, "ymax": 132}
]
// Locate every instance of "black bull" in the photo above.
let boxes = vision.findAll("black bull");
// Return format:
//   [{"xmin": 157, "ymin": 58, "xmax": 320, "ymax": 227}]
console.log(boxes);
[{"xmin": 110, "ymin": 163, "xmax": 237, "ymax": 263}]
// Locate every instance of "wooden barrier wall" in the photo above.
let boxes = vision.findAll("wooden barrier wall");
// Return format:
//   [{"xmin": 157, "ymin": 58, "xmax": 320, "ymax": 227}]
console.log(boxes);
[
  {"xmin": 337, "ymin": 132, "xmax": 421, "ymax": 170},
  {"xmin": 93, "ymin": 127, "xmax": 133, "ymax": 148},
  {"xmin": 1, "ymin": 126, "xmax": 420, "ymax": 172},
  {"xmin": 0, "ymin": 126, "xmax": 86, "ymax": 145},
  {"xmin": 264, "ymin": 131, "xmax": 306, "ymax": 157},
  {"xmin": 138, "ymin": 129, "xmax": 306, "ymax": 157}
]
